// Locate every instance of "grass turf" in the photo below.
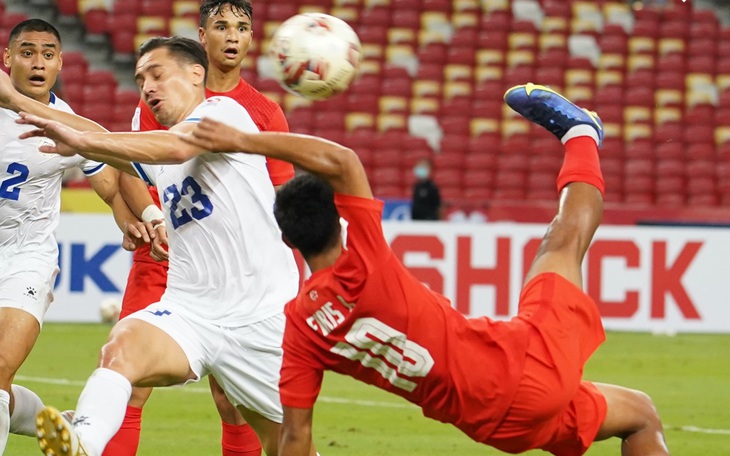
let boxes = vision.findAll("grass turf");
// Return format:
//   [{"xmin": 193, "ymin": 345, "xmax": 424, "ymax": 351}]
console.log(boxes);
[{"xmin": 6, "ymin": 324, "xmax": 729, "ymax": 455}]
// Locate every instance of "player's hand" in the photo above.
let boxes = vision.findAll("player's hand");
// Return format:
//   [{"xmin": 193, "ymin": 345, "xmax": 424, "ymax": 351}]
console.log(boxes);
[
  {"xmin": 150, "ymin": 222, "xmax": 169, "ymax": 262},
  {"xmin": 16, "ymin": 112, "xmax": 82, "ymax": 156},
  {"xmin": 0, "ymin": 70, "xmax": 18, "ymax": 109},
  {"xmin": 122, "ymin": 219, "xmax": 156, "ymax": 251},
  {"xmin": 179, "ymin": 118, "xmax": 245, "ymax": 153}
]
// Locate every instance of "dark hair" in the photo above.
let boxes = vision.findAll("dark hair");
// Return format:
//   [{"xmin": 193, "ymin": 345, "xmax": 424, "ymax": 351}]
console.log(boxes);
[
  {"xmin": 274, "ymin": 174, "xmax": 341, "ymax": 258},
  {"xmin": 8, "ymin": 19, "xmax": 62, "ymax": 46},
  {"xmin": 138, "ymin": 36, "xmax": 209, "ymax": 84},
  {"xmin": 200, "ymin": 0, "xmax": 253, "ymax": 28}
]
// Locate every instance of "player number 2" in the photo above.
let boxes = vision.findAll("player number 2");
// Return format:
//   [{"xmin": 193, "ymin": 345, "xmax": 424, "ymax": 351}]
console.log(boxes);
[
  {"xmin": 330, "ymin": 318, "xmax": 434, "ymax": 392},
  {"xmin": 0, "ymin": 162, "xmax": 30, "ymax": 201},
  {"xmin": 163, "ymin": 176, "xmax": 214, "ymax": 229}
]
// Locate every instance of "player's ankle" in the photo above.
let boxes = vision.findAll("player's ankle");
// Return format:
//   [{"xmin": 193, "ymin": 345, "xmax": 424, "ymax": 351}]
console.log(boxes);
[{"xmin": 561, "ymin": 125, "xmax": 600, "ymax": 146}]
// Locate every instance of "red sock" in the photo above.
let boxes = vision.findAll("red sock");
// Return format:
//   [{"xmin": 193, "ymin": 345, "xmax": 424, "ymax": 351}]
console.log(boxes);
[
  {"xmin": 222, "ymin": 421, "xmax": 262, "ymax": 456},
  {"xmin": 102, "ymin": 405, "xmax": 142, "ymax": 456},
  {"xmin": 557, "ymin": 136, "xmax": 605, "ymax": 195}
]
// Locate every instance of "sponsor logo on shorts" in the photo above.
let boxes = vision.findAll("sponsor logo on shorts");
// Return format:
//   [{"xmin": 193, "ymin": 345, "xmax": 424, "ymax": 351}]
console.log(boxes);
[
  {"xmin": 23, "ymin": 287, "xmax": 37, "ymax": 300},
  {"xmin": 147, "ymin": 309, "xmax": 172, "ymax": 317}
]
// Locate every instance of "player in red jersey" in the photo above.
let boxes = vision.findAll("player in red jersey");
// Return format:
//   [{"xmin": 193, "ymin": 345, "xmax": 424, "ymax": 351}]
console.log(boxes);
[
  {"xmin": 182, "ymin": 84, "xmax": 670, "ymax": 456},
  {"xmin": 109, "ymin": 1, "xmax": 295, "ymax": 455}
]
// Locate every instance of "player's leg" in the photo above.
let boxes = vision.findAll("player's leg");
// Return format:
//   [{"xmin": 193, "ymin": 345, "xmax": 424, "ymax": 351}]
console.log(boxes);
[
  {"xmin": 593, "ymin": 383, "xmax": 669, "ymax": 455},
  {"xmin": 103, "ymin": 259, "xmax": 166, "ymax": 456},
  {"xmin": 209, "ymin": 375, "xmax": 262, "ymax": 456},
  {"xmin": 37, "ymin": 316, "xmax": 195, "ymax": 456},
  {"xmin": 504, "ymin": 83, "xmax": 605, "ymax": 288},
  {"xmin": 236, "ymin": 407, "xmax": 281, "ymax": 456},
  {"xmin": 0, "ymin": 308, "xmax": 42, "ymax": 452}
]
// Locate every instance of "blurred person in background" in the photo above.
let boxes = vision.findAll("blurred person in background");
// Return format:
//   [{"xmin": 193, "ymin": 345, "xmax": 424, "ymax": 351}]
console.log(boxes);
[
  {"xmin": 0, "ymin": 19, "xmax": 153, "ymax": 454},
  {"xmin": 410, "ymin": 157, "xmax": 441, "ymax": 221}
]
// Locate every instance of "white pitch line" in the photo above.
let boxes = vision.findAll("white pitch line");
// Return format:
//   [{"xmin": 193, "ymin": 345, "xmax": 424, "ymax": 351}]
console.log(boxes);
[
  {"xmin": 16, "ymin": 375, "xmax": 730, "ymax": 430},
  {"xmin": 15, "ymin": 374, "xmax": 415, "ymax": 409}
]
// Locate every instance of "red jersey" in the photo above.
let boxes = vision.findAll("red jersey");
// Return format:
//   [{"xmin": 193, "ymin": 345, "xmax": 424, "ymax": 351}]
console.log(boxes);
[
  {"xmin": 131, "ymin": 77, "xmax": 295, "ymax": 264},
  {"xmin": 279, "ymin": 194, "xmax": 530, "ymax": 443}
]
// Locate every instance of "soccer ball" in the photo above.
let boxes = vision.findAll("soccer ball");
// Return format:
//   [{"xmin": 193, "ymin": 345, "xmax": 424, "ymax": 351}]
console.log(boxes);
[
  {"xmin": 268, "ymin": 13, "xmax": 362, "ymax": 101},
  {"xmin": 99, "ymin": 298, "xmax": 121, "ymax": 324}
]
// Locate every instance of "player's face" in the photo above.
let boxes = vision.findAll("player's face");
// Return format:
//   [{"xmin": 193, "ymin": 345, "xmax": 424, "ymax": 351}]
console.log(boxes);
[
  {"xmin": 135, "ymin": 47, "xmax": 204, "ymax": 127},
  {"xmin": 3, "ymin": 31, "xmax": 62, "ymax": 104},
  {"xmin": 199, "ymin": 4, "xmax": 252, "ymax": 71}
]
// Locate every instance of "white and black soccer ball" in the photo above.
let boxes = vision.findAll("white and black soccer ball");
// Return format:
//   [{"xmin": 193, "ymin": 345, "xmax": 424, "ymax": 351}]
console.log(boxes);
[
  {"xmin": 268, "ymin": 13, "xmax": 362, "ymax": 101},
  {"xmin": 99, "ymin": 298, "xmax": 121, "ymax": 324}
]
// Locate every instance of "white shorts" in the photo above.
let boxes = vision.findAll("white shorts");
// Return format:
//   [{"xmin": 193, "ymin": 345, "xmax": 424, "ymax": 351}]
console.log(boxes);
[
  {"xmin": 127, "ymin": 302, "xmax": 285, "ymax": 423},
  {"xmin": 0, "ymin": 251, "xmax": 59, "ymax": 325}
]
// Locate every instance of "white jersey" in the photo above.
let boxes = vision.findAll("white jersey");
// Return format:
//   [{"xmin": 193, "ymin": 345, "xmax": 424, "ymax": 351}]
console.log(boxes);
[
  {"xmin": 133, "ymin": 96, "xmax": 299, "ymax": 327},
  {"xmin": 0, "ymin": 93, "xmax": 105, "ymax": 260}
]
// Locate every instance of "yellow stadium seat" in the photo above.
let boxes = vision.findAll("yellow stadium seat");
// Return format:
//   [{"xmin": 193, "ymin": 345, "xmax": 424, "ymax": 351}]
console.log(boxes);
[
  {"xmin": 596, "ymin": 70, "xmax": 623, "ymax": 88},
  {"xmin": 365, "ymin": 0, "xmax": 391, "ymax": 7},
  {"xmin": 452, "ymin": 12, "xmax": 478, "ymax": 30},
  {"xmin": 539, "ymin": 33, "xmax": 566, "ymax": 51},
  {"xmin": 379, "ymin": 96, "xmax": 409, "ymax": 113},
  {"xmin": 412, "ymin": 80, "xmax": 441, "ymax": 98},
  {"xmin": 418, "ymin": 29, "xmax": 448, "ymax": 46},
  {"xmin": 507, "ymin": 50, "xmax": 535, "ymax": 68},
  {"xmin": 79, "ymin": 0, "xmax": 107, "ymax": 14},
  {"xmin": 388, "ymin": 28, "xmax": 416, "ymax": 45},
  {"xmin": 686, "ymin": 90, "xmax": 716, "ymax": 109},
  {"xmin": 377, "ymin": 113, "xmax": 406, "ymax": 132},
  {"xmin": 572, "ymin": 1, "xmax": 600, "ymax": 17},
  {"xmin": 410, "ymin": 97, "xmax": 440, "ymax": 115},
  {"xmin": 264, "ymin": 21, "xmax": 280, "ymax": 39},
  {"xmin": 421, "ymin": 12, "xmax": 450, "ymax": 32},
  {"xmin": 624, "ymin": 106, "xmax": 652, "ymax": 124},
  {"xmin": 361, "ymin": 43, "xmax": 384, "ymax": 60},
  {"xmin": 385, "ymin": 44, "xmax": 415, "ymax": 63},
  {"xmin": 443, "ymin": 81, "xmax": 472, "ymax": 100},
  {"xmin": 475, "ymin": 66, "xmax": 503, "ymax": 84},
  {"xmin": 509, "ymin": 32, "xmax": 536, "ymax": 50},
  {"xmin": 454, "ymin": 0, "xmax": 479, "ymax": 12},
  {"xmin": 565, "ymin": 86, "xmax": 593, "ymax": 105},
  {"xmin": 482, "ymin": 0, "xmax": 509, "ymax": 14},
  {"xmin": 628, "ymin": 37, "xmax": 655, "ymax": 55},
  {"xmin": 686, "ymin": 73, "xmax": 715, "ymax": 91},
  {"xmin": 624, "ymin": 124, "xmax": 652, "ymax": 142},
  {"xmin": 299, "ymin": 5, "xmax": 327, "ymax": 14},
  {"xmin": 444, "ymin": 64, "xmax": 473, "ymax": 82},
  {"xmin": 261, "ymin": 92, "xmax": 282, "ymax": 104},
  {"xmin": 627, "ymin": 55, "xmax": 654, "ymax": 73},
  {"xmin": 501, "ymin": 119, "xmax": 530, "ymax": 138},
  {"xmin": 502, "ymin": 104, "xmax": 520, "ymax": 120},
  {"xmin": 717, "ymin": 74, "xmax": 730, "ymax": 94},
  {"xmin": 173, "ymin": 0, "xmax": 199, "ymax": 17},
  {"xmin": 655, "ymin": 89, "xmax": 683, "ymax": 107},
  {"xmin": 571, "ymin": 18, "xmax": 600, "ymax": 35},
  {"xmin": 138, "ymin": 16, "xmax": 167, "ymax": 34},
  {"xmin": 284, "ymin": 94, "xmax": 313, "ymax": 113},
  {"xmin": 333, "ymin": 0, "xmax": 360, "ymax": 7},
  {"xmin": 658, "ymin": 38, "xmax": 685, "ymax": 56},
  {"xmin": 170, "ymin": 17, "xmax": 197, "ymax": 40},
  {"xmin": 476, "ymin": 49, "xmax": 503, "ymax": 66},
  {"xmin": 359, "ymin": 60, "xmax": 383, "ymax": 75},
  {"xmin": 715, "ymin": 126, "xmax": 730, "ymax": 146},
  {"xmin": 471, "ymin": 118, "xmax": 499, "ymax": 137},
  {"xmin": 345, "ymin": 112, "xmax": 375, "ymax": 131},
  {"xmin": 654, "ymin": 107, "xmax": 682, "ymax": 125},
  {"xmin": 330, "ymin": 7, "xmax": 359, "ymax": 23},
  {"xmin": 599, "ymin": 54, "xmax": 625, "ymax": 71},
  {"xmin": 541, "ymin": 17, "xmax": 567, "ymax": 34},
  {"xmin": 565, "ymin": 69, "xmax": 594, "ymax": 87},
  {"xmin": 134, "ymin": 33, "xmax": 156, "ymax": 51},
  {"xmin": 602, "ymin": 123, "xmax": 622, "ymax": 139}
]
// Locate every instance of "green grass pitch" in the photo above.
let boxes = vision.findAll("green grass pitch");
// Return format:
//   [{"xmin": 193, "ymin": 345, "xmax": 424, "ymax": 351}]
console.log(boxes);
[{"xmin": 6, "ymin": 324, "xmax": 730, "ymax": 455}]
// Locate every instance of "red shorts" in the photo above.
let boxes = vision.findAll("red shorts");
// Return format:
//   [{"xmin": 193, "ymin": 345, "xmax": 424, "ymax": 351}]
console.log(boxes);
[
  {"xmin": 486, "ymin": 273, "xmax": 607, "ymax": 456},
  {"xmin": 120, "ymin": 260, "xmax": 168, "ymax": 319}
]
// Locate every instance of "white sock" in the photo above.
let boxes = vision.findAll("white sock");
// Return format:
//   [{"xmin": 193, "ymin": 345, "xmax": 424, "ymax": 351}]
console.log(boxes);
[
  {"xmin": 9, "ymin": 384, "xmax": 45, "ymax": 436},
  {"xmin": 0, "ymin": 389, "xmax": 10, "ymax": 455},
  {"xmin": 561, "ymin": 124, "xmax": 600, "ymax": 147},
  {"xmin": 74, "ymin": 368, "xmax": 132, "ymax": 456}
]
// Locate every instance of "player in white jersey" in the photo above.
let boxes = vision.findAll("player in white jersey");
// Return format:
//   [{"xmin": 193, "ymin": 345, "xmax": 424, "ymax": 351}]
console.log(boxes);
[
  {"xmin": 17, "ymin": 37, "xmax": 303, "ymax": 456},
  {"xmin": 0, "ymin": 19, "xmax": 156, "ymax": 455}
]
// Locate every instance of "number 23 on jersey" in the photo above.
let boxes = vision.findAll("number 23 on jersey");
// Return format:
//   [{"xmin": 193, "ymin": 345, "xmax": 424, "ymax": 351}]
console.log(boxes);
[{"xmin": 163, "ymin": 176, "xmax": 214, "ymax": 229}]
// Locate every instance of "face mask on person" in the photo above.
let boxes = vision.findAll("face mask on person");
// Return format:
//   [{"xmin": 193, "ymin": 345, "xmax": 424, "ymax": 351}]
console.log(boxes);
[{"xmin": 414, "ymin": 165, "xmax": 430, "ymax": 179}]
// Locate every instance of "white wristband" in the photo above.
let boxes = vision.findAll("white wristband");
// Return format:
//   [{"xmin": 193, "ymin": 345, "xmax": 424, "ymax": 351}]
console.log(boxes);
[{"xmin": 141, "ymin": 204, "xmax": 164, "ymax": 223}]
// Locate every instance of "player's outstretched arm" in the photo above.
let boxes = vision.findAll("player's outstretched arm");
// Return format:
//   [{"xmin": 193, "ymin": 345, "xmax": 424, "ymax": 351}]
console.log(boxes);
[
  {"xmin": 18, "ymin": 112, "xmax": 206, "ymax": 166},
  {"xmin": 280, "ymin": 406, "xmax": 318, "ymax": 456},
  {"xmin": 182, "ymin": 117, "xmax": 372, "ymax": 198},
  {"xmin": 0, "ymin": 69, "xmax": 108, "ymax": 133}
]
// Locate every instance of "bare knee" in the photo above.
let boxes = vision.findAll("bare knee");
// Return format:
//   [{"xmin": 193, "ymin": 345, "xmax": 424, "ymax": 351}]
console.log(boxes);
[
  {"xmin": 209, "ymin": 376, "xmax": 244, "ymax": 424},
  {"xmin": 595, "ymin": 384, "xmax": 666, "ymax": 446}
]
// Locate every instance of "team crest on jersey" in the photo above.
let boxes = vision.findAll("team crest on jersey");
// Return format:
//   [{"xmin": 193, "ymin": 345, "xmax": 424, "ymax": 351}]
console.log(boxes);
[
  {"xmin": 36, "ymin": 138, "xmax": 55, "ymax": 153},
  {"xmin": 309, "ymin": 290, "xmax": 318, "ymax": 301},
  {"xmin": 23, "ymin": 286, "xmax": 38, "ymax": 300}
]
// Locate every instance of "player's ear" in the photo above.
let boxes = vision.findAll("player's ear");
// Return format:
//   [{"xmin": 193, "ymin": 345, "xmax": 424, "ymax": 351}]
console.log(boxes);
[
  {"xmin": 3, "ymin": 47, "xmax": 11, "ymax": 69},
  {"xmin": 198, "ymin": 27, "xmax": 206, "ymax": 46},
  {"xmin": 191, "ymin": 63, "xmax": 205, "ymax": 86}
]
